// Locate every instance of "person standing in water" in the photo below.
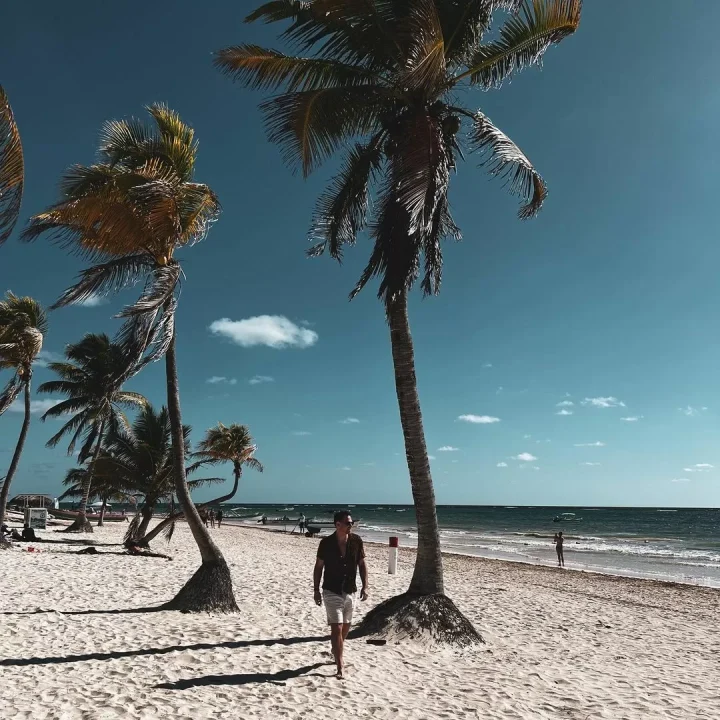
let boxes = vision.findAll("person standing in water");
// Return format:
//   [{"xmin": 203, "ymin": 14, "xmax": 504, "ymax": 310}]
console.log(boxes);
[{"xmin": 553, "ymin": 531, "xmax": 565, "ymax": 567}]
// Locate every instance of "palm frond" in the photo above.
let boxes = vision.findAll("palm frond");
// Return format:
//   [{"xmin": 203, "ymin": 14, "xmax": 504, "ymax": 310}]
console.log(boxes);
[
  {"xmin": 44, "ymin": 409, "xmax": 90, "ymax": 450},
  {"xmin": 214, "ymin": 45, "xmax": 377, "ymax": 91},
  {"xmin": 51, "ymin": 254, "xmax": 154, "ymax": 310},
  {"xmin": 114, "ymin": 391, "xmax": 148, "ymax": 408},
  {"xmin": 117, "ymin": 262, "xmax": 180, "ymax": 317},
  {"xmin": 308, "ymin": 133, "xmax": 384, "ymax": 259},
  {"xmin": 177, "ymin": 183, "xmax": 221, "ymax": 246},
  {"xmin": 261, "ymin": 86, "xmax": 388, "ymax": 176},
  {"xmin": 457, "ymin": 0, "xmax": 582, "ymax": 88},
  {"xmin": 0, "ymin": 86, "xmax": 24, "ymax": 245},
  {"xmin": 242, "ymin": 457, "xmax": 264, "ymax": 473},
  {"xmin": 146, "ymin": 103, "xmax": 197, "ymax": 183},
  {"xmin": 401, "ymin": 0, "xmax": 447, "ymax": 93},
  {"xmin": 470, "ymin": 111, "xmax": 547, "ymax": 218},
  {"xmin": 0, "ymin": 373, "xmax": 22, "ymax": 415}
]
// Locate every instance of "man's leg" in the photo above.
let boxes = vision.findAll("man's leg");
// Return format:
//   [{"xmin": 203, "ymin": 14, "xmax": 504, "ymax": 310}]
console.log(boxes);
[
  {"xmin": 330, "ymin": 623, "xmax": 344, "ymax": 677},
  {"xmin": 342, "ymin": 623, "xmax": 351, "ymax": 640}
]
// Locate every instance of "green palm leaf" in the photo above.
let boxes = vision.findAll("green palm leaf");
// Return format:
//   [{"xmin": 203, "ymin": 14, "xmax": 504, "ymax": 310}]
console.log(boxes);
[{"xmin": 0, "ymin": 86, "xmax": 24, "ymax": 245}]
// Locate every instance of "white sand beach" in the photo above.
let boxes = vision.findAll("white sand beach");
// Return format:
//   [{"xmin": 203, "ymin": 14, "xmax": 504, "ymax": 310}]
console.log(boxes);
[{"xmin": 1, "ymin": 523, "xmax": 718, "ymax": 719}]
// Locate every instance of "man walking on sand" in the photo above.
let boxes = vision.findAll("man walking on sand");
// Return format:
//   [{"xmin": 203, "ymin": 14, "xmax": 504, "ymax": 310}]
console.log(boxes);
[
  {"xmin": 313, "ymin": 510, "xmax": 368, "ymax": 679},
  {"xmin": 554, "ymin": 531, "xmax": 565, "ymax": 567}
]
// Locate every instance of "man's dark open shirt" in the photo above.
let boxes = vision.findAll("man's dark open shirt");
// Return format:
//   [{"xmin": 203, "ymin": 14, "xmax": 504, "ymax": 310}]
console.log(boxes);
[{"xmin": 317, "ymin": 532, "xmax": 365, "ymax": 595}]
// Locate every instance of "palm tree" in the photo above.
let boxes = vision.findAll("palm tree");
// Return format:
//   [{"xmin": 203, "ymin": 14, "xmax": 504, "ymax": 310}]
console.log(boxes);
[
  {"xmin": 0, "ymin": 293, "xmax": 48, "ymax": 526},
  {"xmin": 137, "ymin": 422, "xmax": 262, "ymax": 546},
  {"xmin": 193, "ymin": 422, "xmax": 264, "ymax": 505},
  {"xmin": 0, "ymin": 86, "xmax": 24, "ymax": 245},
  {"xmin": 218, "ymin": 0, "xmax": 581, "ymax": 641},
  {"xmin": 36, "ymin": 333, "xmax": 147, "ymax": 532},
  {"xmin": 23, "ymin": 106, "xmax": 236, "ymax": 611},
  {"xmin": 102, "ymin": 404, "xmax": 222, "ymax": 542}
]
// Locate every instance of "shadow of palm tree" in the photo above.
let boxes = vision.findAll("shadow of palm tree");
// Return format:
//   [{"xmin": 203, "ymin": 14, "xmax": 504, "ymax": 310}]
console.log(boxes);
[
  {"xmin": 155, "ymin": 662, "xmax": 330, "ymax": 689},
  {"xmin": 0, "ymin": 635, "xmax": 329, "ymax": 667}
]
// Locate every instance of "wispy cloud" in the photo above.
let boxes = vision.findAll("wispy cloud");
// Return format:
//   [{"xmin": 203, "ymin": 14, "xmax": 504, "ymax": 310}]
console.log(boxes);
[
  {"xmin": 496, "ymin": 461, "xmax": 508, "ymax": 468},
  {"xmin": 482, "ymin": 362, "xmax": 493, "ymax": 369},
  {"xmin": 363, "ymin": 462, "xmax": 376, "ymax": 467},
  {"xmin": 209, "ymin": 315, "xmax": 318, "ymax": 349},
  {"xmin": 582, "ymin": 396, "xmax": 625, "ymax": 408},
  {"xmin": 680, "ymin": 406, "xmax": 708, "ymax": 417},
  {"xmin": 683, "ymin": 463, "xmax": 713, "ymax": 473},
  {"xmin": 574, "ymin": 441, "xmax": 606, "ymax": 447},
  {"xmin": 9, "ymin": 398, "xmax": 63, "ymax": 415},
  {"xmin": 291, "ymin": 431, "xmax": 312, "ymax": 436},
  {"xmin": 249, "ymin": 375, "xmax": 274, "ymax": 385},
  {"xmin": 523, "ymin": 434, "xmax": 532, "ymax": 439},
  {"xmin": 671, "ymin": 478, "xmax": 690, "ymax": 483},
  {"xmin": 206, "ymin": 376, "xmax": 237, "ymax": 385},
  {"xmin": 340, "ymin": 417, "xmax": 360, "ymax": 425},
  {"xmin": 580, "ymin": 462, "xmax": 601, "ymax": 466},
  {"xmin": 621, "ymin": 416, "xmax": 643, "ymax": 422},
  {"xmin": 339, "ymin": 466, "xmax": 351, "ymax": 471},
  {"xmin": 73, "ymin": 293, "xmax": 108, "ymax": 308},
  {"xmin": 513, "ymin": 452, "xmax": 537, "ymax": 462},
  {"xmin": 556, "ymin": 409, "xmax": 573, "ymax": 416},
  {"xmin": 457, "ymin": 414, "xmax": 500, "ymax": 424},
  {"xmin": 556, "ymin": 400, "xmax": 574, "ymax": 407},
  {"xmin": 437, "ymin": 446, "xmax": 459, "ymax": 452},
  {"xmin": 428, "ymin": 455, "xmax": 436, "ymax": 460},
  {"xmin": 496, "ymin": 386, "xmax": 503, "ymax": 394},
  {"xmin": 33, "ymin": 350, "xmax": 62, "ymax": 368}
]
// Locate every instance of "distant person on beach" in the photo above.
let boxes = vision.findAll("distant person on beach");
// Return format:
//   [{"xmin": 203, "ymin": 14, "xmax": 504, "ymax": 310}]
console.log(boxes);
[
  {"xmin": 554, "ymin": 531, "xmax": 565, "ymax": 567},
  {"xmin": 299, "ymin": 513, "xmax": 306, "ymax": 534},
  {"xmin": 217, "ymin": 509, "xmax": 223, "ymax": 527},
  {"xmin": 313, "ymin": 509, "xmax": 368, "ymax": 679},
  {"xmin": 209, "ymin": 509, "xmax": 216, "ymax": 529}
]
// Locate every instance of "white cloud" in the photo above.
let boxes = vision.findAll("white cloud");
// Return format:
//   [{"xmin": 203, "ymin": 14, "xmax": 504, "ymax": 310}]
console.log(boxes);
[
  {"xmin": 74, "ymin": 293, "xmax": 108, "ymax": 307},
  {"xmin": 340, "ymin": 417, "xmax": 360, "ymax": 425},
  {"xmin": 532, "ymin": 466, "xmax": 540, "ymax": 471},
  {"xmin": 291, "ymin": 431, "xmax": 312, "ymax": 436},
  {"xmin": 496, "ymin": 462, "xmax": 508, "ymax": 468},
  {"xmin": 680, "ymin": 406, "xmax": 707, "ymax": 417},
  {"xmin": 523, "ymin": 434, "xmax": 532, "ymax": 439},
  {"xmin": 9, "ymin": 398, "xmax": 63, "ymax": 415},
  {"xmin": 683, "ymin": 464, "xmax": 713, "ymax": 473},
  {"xmin": 556, "ymin": 409, "xmax": 573, "ymax": 416},
  {"xmin": 574, "ymin": 441, "xmax": 606, "ymax": 447},
  {"xmin": 496, "ymin": 386, "xmax": 503, "ymax": 394},
  {"xmin": 556, "ymin": 400, "xmax": 574, "ymax": 407},
  {"xmin": 437, "ymin": 446, "xmax": 459, "ymax": 452},
  {"xmin": 695, "ymin": 463, "xmax": 713, "ymax": 468},
  {"xmin": 33, "ymin": 350, "xmax": 62, "ymax": 368},
  {"xmin": 249, "ymin": 375, "xmax": 274, "ymax": 385},
  {"xmin": 209, "ymin": 315, "xmax": 318, "ymax": 349},
  {"xmin": 582, "ymin": 396, "xmax": 625, "ymax": 408},
  {"xmin": 363, "ymin": 462, "xmax": 376, "ymax": 467},
  {"xmin": 457, "ymin": 414, "xmax": 500, "ymax": 424},
  {"xmin": 621, "ymin": 416, "xmax": 643, "ymax": 422},
  {"xmin": 206, "ymin": 376, "xmax": 237, "ymax": 385},
  {"xmin": 428, "ymin": 455, "xmax": 436, "ymax": 460},
  {"xmin": 580, "ymin": 462, "xmax": 601, "ymax": 466},
  {"xmin": 482, "ymin": 362, "xmax": 493, "ymax": 369},
  {"xmin": 339, "ymin": 466, "xmax": 351, "ymax": 471},
  {"xmin": 513, "ymin": 452, "xmax": 537, "ymax": 462},
  {"xmin": 671, "ymin": 478, "xmax": 690, "ymax": 483}
]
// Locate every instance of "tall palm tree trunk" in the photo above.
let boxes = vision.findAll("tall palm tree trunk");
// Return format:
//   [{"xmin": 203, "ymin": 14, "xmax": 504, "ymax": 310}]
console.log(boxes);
[
  {"xmin": 97, "ymin": 497, "xmax": 107, "ymax": 527},
  {"xmin": 163, "ymin": 333, "xmax": 238, "ymax": 612},
  {"xmin": 0, "ymin": 377, "xmax": 32, "ymax": 528},
  {"xmin": 137, "ymin": 503, "xmax": 155, "ymax": 538},
  {"xmin": 64, "ymin": 418, "xmax": 106, "ymax": 533},
  {"xmin": 353, "ymin": 292, "xmax": 481, "ymax": 645},
  {"xmin": 387, "ymin": 292, "xmax": 444, "ymax": 595}
]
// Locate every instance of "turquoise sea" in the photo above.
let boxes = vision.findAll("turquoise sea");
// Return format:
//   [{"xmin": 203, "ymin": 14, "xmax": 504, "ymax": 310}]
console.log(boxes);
[{"xmin": 220, "ymin": 504, "xmax": 720, "ymax": 588}]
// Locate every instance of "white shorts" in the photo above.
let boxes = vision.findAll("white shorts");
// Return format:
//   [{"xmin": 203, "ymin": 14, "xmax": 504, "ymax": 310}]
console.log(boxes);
[{"xmin": 323, "ymin": 590, "xmax": 355, "ymax": 625}]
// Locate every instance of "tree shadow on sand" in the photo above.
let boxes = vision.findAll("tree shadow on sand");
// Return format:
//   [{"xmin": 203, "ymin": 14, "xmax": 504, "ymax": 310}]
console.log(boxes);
[
  {"xmin": 0, "ymin": 635, "xmax": 330, "ymax": 668},
  {"xmin": 155, "ymin": 662, "xmax": 331, "ymax": 688}
]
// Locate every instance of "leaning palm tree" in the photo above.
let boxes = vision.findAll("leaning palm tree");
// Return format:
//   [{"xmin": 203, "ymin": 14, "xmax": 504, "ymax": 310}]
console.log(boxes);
[
  {"xmin": 192, "ymin": 423, "xmax": 264, "ymax": 502},
  {"xmin": 23, "ymin": 106, "xmax": 235, "ymax": 611},
  {"xmin": 0, "ymin": 294, "xmax": 47, "ymax": 527},
  {"xmin": 218, "ymin": 0, "xmax": 581, "ymax": 642},
  {"xmin": 37, "ymin": 333, "xmax": 147, "ymax": 532},
  {"xmin": 0, "ymin": 86, "xmax": 24, "ymax": 245}
]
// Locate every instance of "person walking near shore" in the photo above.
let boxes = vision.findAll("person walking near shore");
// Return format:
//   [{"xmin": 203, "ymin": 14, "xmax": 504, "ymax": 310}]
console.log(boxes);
[
  {"xmin": 554, "ymin": 531, "xmax": 565, "ymax": 567},
  {"xmin": 216, "ymin": 508, "xmax": 223, "ymax": 527},
  {"xmin": 313, "ymin": 510, "xmax": 368, "ymax": 679}
]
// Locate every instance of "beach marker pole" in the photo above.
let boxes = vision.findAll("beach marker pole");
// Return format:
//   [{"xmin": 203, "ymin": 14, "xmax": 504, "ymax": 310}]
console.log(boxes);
[{"xmin": 388, "ymin": 536, "xmax": 399, "ymax": 574}]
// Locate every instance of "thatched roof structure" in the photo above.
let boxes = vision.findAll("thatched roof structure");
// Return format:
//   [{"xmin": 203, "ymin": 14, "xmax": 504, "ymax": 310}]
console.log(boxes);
[{"xmin": 8, "ymin": 493, "xmax": 56, "ymax": 508}]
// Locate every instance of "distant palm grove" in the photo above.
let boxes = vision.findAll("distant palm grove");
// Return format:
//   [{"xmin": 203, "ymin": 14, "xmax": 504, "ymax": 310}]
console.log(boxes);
[{"xmin": 0, "ymin": 1, "xmax": 582, "ymax": 635}]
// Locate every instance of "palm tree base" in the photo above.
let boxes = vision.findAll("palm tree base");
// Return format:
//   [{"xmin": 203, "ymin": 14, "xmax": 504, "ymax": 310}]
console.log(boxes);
[
  {"xmin": 350, "ymin": 592, "xmax": 483, "ymax": 647},
  {"xmin": 162, "ymin": 558, "xmax": 239, "ymax": 613},
  {"xmin": 62, "ymin": 516, "xmax": 94, "ymax": 533}
]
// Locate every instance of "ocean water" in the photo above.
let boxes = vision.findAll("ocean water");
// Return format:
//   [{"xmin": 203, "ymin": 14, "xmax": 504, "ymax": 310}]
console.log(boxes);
[{"xmin": 223, "ymin": 504, "xmax": 720, "ymax": 588}]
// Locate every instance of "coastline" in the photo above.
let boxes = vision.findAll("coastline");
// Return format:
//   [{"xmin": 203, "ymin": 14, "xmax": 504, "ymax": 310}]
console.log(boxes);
[{"xmin": 2, "ymin": 521, "xmax": 717, "ymax": 719}]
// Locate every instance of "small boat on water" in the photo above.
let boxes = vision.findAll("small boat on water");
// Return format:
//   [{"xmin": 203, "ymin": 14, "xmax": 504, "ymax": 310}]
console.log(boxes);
[
  {"xmin": 50, "ymin": 505, "xmax": 128, "ymax": 523},
  {"xmin": 553, "ymin": 512, "xmax": 582, "ymax": 523}
]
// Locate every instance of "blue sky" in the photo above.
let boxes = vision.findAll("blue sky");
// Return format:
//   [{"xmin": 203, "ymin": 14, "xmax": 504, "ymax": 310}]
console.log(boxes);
[{"xmin": 2, "ymin": 1, "xmax": 720, "ymax": 507}]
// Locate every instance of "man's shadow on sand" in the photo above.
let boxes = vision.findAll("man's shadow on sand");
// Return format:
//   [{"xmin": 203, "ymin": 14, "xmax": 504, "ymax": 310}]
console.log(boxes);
[{"xmin": 155, "ymin": 662, "xmax": 332, "ymax": 688}]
